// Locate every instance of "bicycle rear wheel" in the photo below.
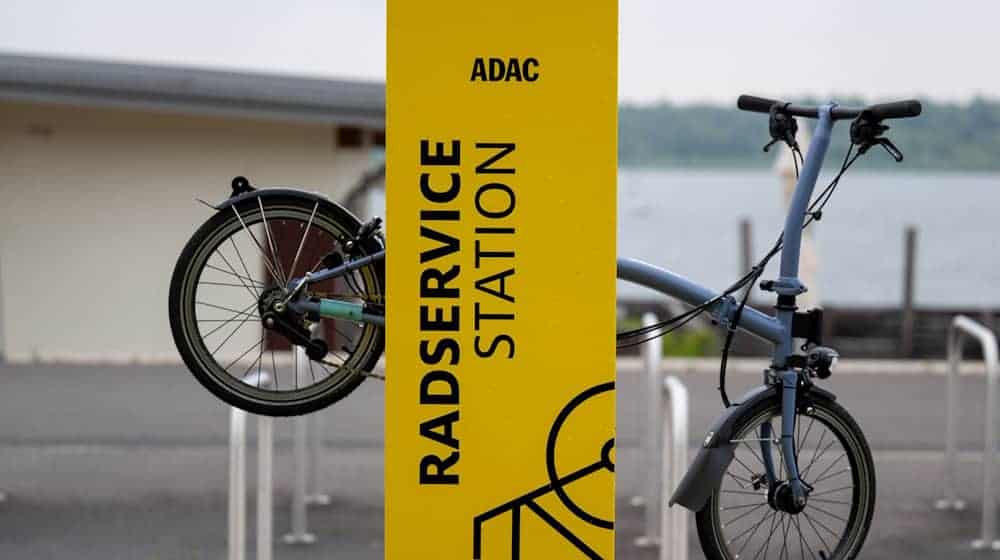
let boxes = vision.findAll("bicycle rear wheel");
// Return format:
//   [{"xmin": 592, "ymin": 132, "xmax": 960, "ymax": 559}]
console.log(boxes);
[
  {"xmin": 168, "ymin": 193, "xmax": 384, "ymax": 416},
  {"xmin": 695, "ymin": 394, "xmax": 875, "ymax": 560}
]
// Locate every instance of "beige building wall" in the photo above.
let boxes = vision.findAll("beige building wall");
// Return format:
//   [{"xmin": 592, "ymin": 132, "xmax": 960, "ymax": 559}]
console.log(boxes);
[{"xmin": 0, "ymin": 101, "xmax": 376, "ymax": 362}]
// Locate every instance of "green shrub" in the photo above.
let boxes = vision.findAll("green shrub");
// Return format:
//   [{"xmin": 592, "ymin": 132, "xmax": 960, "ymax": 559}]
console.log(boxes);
[
  {"xmin": 617, "ymin": 315, "xmax": 718, "ymax": 357},
  {"xmin": 660, "ymin": 328, "xmax": 718, "ymax": 357}
]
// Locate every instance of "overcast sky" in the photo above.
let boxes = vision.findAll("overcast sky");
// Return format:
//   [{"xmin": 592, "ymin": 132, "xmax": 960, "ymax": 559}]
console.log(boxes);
[{"xmin": 1, "ymin": 0, "xmax": 997, "ymax": 105}]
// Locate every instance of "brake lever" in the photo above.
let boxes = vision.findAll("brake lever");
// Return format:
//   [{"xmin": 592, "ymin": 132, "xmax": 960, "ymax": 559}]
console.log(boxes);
[
  {"xmin": 874, "ymin": 137, "xmax": 904, "ymax": 162},
  {"xmin": 850, "ymin": 112, "xmax": 905, "ymax": 162},
  {"xmin": 762, "ymin": 104, "xmax": 799, "ymax": 153},
  {"xmin": 855, "ymin": 134, "xmax": 904, "ymax": 162}
]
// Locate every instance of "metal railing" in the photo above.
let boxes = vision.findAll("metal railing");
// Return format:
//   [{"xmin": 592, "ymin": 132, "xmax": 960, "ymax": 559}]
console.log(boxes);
[
  {"xmin": 659, "ymin": 376, "xmax": 689, "ymax": 560},
  {"xmin": 632, "ymin": 312, "xmax": 690, "ymax": 560},
  {"xmin": 935, "ymin": 315, "xmax": 1000, "ymax": 550},
  {"xmin": 229, "ymin": 371, "xmax": 275, "ymax": 560},
  {"xmin": 307, "ymin": 411, "xmax": 332, "ymax": 506},
  {"xmin": 283, "ymin": 337, "xmax": 321, "ymax": 544},
  {"xmin": 634, "ymin": 313, "xmax": 662, "ymax": 546},
  {"xmin": 228, "ymin": 331, "xmax": 333, "ymax": 558}
]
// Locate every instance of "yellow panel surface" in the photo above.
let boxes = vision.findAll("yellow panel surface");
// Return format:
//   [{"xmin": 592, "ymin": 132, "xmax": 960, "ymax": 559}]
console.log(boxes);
[{"xmin": 386, "ymin": 2, "xmax": 617, "ymax": 558}]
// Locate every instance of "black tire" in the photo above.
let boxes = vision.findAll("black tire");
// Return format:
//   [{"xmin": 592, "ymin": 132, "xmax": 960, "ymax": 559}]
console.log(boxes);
[
  {"xmin": 169, "ymin": 194, "xmax": 384, "ymax": 416},
  {"xmin": 695, "ymin": 392, "xmax": 875, "ymax": 560}
]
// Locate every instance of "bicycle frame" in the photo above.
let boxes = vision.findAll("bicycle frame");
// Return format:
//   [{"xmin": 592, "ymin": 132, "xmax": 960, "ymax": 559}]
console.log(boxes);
[
  {"xmin": 620, "ymin": 104, "xmax": 839, "ymax": 511},
  {"xmin": 286, "ymin": 249, "xmax": 387, "ymax": 327},
  {"xmin": 208, "ymin": 186, "xmax": 388, "ymax": 328},
  {"xmin": 277, "ymin": 104, "xmax": 839, "ymax": 509}
]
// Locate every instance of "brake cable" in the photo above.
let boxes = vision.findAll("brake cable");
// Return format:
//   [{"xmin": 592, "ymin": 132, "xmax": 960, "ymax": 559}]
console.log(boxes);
[
  {"xmin": 617, "ymin": 239, "xmax": 779, "ymax": 349},
  {"xmin": 618, "ymin": 108, "xmax": 902, "ymax": 408},
  {"xmin": 803, "ymin": 144, "xmax": 861, "ymax": 227}
]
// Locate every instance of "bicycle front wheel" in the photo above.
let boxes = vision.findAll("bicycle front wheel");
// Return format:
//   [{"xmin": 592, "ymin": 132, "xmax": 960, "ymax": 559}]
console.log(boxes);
[{"xmin": 695, "ymin": 393, "xmax": 875, "ymax": 560}]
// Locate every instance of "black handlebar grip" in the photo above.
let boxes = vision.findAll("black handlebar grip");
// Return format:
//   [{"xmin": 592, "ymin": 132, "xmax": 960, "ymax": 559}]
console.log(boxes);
[
  {"xmin": 737, "ymin": 95, "xmax": 781, "ymax": 114},
  {"xmin": 867, "ymin": 100, "xmax": 922, "ymax": 120}
]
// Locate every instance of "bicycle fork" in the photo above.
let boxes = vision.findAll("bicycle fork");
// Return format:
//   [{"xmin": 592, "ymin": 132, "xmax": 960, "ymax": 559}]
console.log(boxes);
[{"xmin": 758, "ymin": 370, "xmax": 808, "ymax": 509}]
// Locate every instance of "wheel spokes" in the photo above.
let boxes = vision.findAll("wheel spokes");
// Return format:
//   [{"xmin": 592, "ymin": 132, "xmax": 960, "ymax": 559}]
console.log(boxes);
[
  {"xmin": 257, "ymin": 197, "xmax": 287, "ymax": 286},
  {"xmin": 715, "ymin": 410, "xmax": 859, "ymax": 560},
  {"xmin": 227, "ymin": 237, "xmax": 262, "ymax": 297},
  {"xmin": 231, "ymin": 205, "xmax": 284, "ymax": 285},
  {"xmin": 287, "ymin": 201, "xmax": 319, "ymax": 282},
  {"xmin": 198, "ymin": 301, "xmax": 258, "ymax": 339},
  {"xmin": 189, "ymin": 203, "xmax": 381, "ymax": 400},
  {"xmin": 203, "ymin": 263, "xmax": 264, "ymax": 289}
]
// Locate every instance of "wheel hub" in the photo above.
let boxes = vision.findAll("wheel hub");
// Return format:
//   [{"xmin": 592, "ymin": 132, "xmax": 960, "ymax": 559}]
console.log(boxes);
[
  {"xmin": 771, "ymin": 481, "xmax": 807, "ymax": 514},
  {"xmin": 257, "ymin": 287, "xmax": 287, "ymax": 317},
  {"xmin": 258, "ymin": 287, "xmax": 328, "ymax": 361}
]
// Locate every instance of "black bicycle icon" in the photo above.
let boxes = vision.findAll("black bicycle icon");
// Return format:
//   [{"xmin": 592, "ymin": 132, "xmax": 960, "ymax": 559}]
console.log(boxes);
[{"xmin": 472, "ymin": 381, "xmax": 615, "ymax": 559}]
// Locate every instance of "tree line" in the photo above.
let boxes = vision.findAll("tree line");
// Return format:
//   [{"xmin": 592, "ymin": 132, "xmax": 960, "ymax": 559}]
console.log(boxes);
[{"xmin": 619, "ymin": 98, "xmax": 1000, "ymax": 170}]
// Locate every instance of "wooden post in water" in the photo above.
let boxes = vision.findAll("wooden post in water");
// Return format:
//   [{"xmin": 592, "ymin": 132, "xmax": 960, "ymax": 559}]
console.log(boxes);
[
  {"xmin": 901, "ymin": 226, "xmax": 917, "ymax": 358},
  {"xmin": 739, "ymin": 218, "xmax": 753, "ymax": 275},
  {"xmin": 980, "ymin": 308, "xmax": 996, "ymax": 333}
]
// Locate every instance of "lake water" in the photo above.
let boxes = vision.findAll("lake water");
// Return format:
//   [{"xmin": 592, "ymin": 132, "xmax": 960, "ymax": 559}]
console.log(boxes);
[
  {"xmin": 618, "ymin": 169, "xmax": 1000, "ymax": 307},
  {"xmin": 370, "ymin": 169, "xmax": 1000, "ymax": 307}
]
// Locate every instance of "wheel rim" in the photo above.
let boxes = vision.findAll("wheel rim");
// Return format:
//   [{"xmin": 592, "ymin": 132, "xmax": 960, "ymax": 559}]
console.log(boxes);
[
  {"xmin": 709, "ymin": 403, "xmax": 871, "ymax": 560},
  {"xmin": 177, "ymin": 200, "xmax": 383, "ymax": 406}
]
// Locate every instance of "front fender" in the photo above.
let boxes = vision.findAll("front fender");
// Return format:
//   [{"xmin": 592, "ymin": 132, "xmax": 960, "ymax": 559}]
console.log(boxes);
[{"xmin": 668, "ymin": 383, "xmax": 836, "ymax": 511}]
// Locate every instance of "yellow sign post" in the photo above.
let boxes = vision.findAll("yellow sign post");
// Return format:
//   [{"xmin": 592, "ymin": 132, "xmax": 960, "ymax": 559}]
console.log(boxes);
[{"xmin": 386, "ymin": 2, "xmax": 617, "ymax": 557}]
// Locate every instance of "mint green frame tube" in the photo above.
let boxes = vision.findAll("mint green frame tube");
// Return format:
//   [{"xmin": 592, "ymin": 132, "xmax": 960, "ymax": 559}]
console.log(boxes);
[{"xmin": 289, "ymin": 299, "xmax": 385, "ymax": 327}]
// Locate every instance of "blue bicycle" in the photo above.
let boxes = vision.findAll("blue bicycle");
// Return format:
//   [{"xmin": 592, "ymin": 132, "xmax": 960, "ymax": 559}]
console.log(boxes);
[
  {"xmin": 168, "ymin": 91, "xmax": 921, "ymax": 559},
  {"xmin": 617, "ymin": 95, "xmax": 921, "ymax": 559}
]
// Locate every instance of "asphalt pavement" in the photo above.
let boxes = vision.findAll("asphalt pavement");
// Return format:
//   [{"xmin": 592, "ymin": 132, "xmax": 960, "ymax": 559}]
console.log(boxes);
[{"xmin": 0, "ymin": 359, "xmax": 995, "ymax": 559}]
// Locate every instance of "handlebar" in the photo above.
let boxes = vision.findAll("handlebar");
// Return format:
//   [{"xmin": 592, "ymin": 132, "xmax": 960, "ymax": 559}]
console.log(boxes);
[
  {"xmin": 866, "ymin": 99, "xmax": 923, "ymax": 120},
  {"xmin": 737, "ymin": 94, "xmax": 922, "ymax": 120}
]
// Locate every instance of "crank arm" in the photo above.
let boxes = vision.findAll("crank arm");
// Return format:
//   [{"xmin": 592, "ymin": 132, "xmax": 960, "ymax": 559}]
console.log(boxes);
[
  {"xmin": 262, "ymin": 310, "xmax": 330, "ymax": 361},
  {"xmin": 262, "ymin": 311, "xmax": 313, "ymax": 347}
]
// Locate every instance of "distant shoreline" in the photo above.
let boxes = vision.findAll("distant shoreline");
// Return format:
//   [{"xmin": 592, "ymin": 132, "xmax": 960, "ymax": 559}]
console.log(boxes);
[{"xmin": 620, "ymin": 99, "xmax": 1000, "ymax": 172}]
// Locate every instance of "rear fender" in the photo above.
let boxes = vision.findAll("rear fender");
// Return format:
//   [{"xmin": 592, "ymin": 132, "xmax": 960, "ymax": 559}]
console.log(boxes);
[
  {"xmin": 212, "ymin": 186, "xmax": 384, "ymax": 255},
  {"xmin": 668, "ymin": 382, "xmax": 836, "ymax": 511}
]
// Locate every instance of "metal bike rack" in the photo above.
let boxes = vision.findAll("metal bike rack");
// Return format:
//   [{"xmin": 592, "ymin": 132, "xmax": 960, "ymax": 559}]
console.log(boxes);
[
  {"xmin": 229, "ymin": 371, "xmax": 274, "ymax": 560},
  {"xmin": 935, "ymin": 315, "xmax": 1000, "ymax": 550},
  {"xmin": 660, "ymin": 376, "xmax": 689, "ymax": 560},
  {"xmin": 282, "ymin": 412, "xmax": 318, "ymax": 544},
  {"xmin": 635, "ymin": 313, "xmax": 663, "ymax": 546},
  {"xmin": 228, "ymin": 338, "xmax": 333, "ymax": 558},
  {"xmin": 283, "ymin": 326, "xmax": 323, "ymax": 545},
  {"xmin": 633, "ymin": 313, "xmax": 690, "ymax": 560},
  {"xmin": 306, "ymin": 411, "xmax": 332, "ymax": 506}
]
